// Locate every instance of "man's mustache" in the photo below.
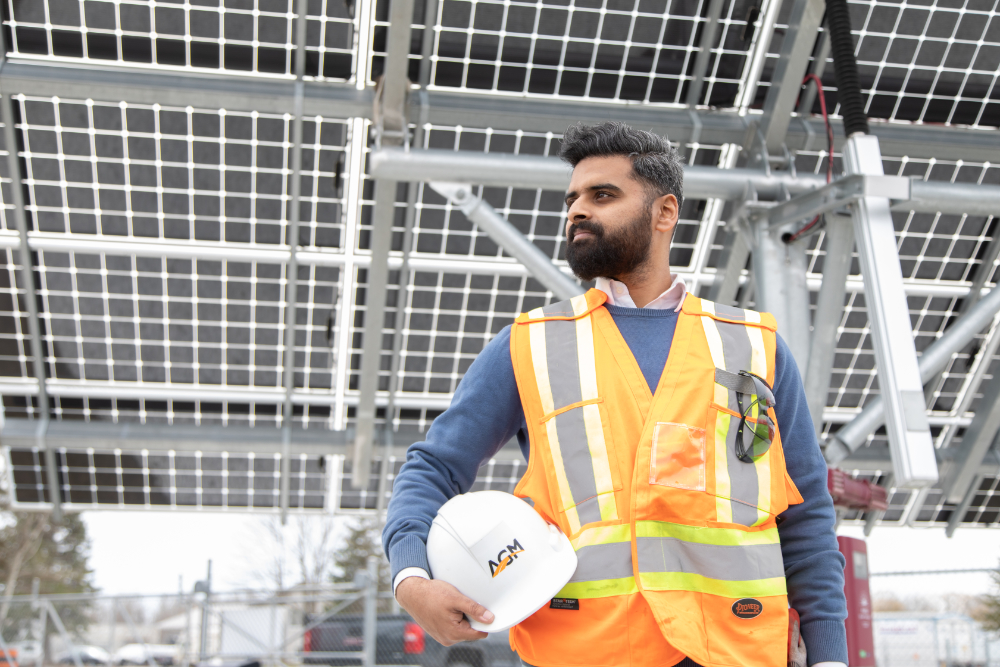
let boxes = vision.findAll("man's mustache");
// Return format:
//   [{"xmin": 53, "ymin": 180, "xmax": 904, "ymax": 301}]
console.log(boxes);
[{"xmin": 568, "ymin": 220, "xmax": 604, "ymax": 242}]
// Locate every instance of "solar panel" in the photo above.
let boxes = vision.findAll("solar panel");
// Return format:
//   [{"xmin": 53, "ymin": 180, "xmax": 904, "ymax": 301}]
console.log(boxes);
[
  {"xmin": 3, "ymin": 445, "xmax": 523, "ymax": 513},
  {"xmin": 4, "ymin": 0, "xmax": 357, "ymax": 81},
  {"xmin": 0, "ymin": 0, "xmax": 997, "ymax": 526}
]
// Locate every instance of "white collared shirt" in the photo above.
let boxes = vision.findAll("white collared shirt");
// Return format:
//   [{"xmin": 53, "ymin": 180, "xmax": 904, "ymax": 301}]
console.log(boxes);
[{"xmin": 595, "ymin": 275, "xmax": 688, "ymax": 311}]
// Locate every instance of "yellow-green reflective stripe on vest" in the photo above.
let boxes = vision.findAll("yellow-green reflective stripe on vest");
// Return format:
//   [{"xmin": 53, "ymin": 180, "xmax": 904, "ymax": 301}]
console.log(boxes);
[
  {"xmin": 638, "ymin": 572, "xmax": 787, "ymax": 598},
  {"xmin": 635, "ymin": 520, "xmax": 786, "ymax": 597},
  {"xmin": 556, "ymin": 524, "xmax": 635, "ymax": 599}
]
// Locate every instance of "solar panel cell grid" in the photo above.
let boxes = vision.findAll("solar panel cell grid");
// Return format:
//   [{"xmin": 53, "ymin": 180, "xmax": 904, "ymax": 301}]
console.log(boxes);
[
  {"xmin": 413, "ymin": 0, "xmax": 763, "ymax": 105},
  {"xmin": 13, "ymin": 96, "xmax": 351, "ymax": 247},
  {"xmin": 4, "ymin": 0, "xmax": 357, "ymax": 81},
  {"xmin": 7, "ymin": 446, "xmax": 327, "ymax": 509},
  {"xmin": 800, "ymin": 1, "xmax": 1000, "ymax": 128}
]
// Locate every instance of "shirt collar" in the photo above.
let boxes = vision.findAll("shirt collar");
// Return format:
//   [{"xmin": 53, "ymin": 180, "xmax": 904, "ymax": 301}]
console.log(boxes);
[{"xmin": 595, "ymin": 275, "xmax": 688, "ymax": 312}]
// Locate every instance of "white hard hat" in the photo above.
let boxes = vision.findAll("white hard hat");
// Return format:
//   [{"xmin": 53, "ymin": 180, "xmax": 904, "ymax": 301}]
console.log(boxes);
[{"xmin": 426, "ymin": 490, "xmax": 578, "ymax": 633}]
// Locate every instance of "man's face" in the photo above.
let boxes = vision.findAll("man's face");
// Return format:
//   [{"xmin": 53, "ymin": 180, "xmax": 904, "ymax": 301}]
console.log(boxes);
[{"xmin": 563, "ymin": 155, "xmax": 655, "ymax": 282}]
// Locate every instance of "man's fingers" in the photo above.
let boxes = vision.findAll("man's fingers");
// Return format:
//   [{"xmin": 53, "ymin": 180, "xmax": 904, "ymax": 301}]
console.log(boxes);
[{"xmin": 455, "ymin": 594, "xmax": 495, "ymax": 624}]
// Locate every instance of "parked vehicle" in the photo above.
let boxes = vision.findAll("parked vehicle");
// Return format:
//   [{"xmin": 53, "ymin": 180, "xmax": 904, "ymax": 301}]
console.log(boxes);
[
  {"xmin": 113, "ymin": 644, "xmax": 179, "ymax": 666},
  {"xmin": 8, "ymin": 642, "xmax": 39, "ymax": 666},
  {"xmin": 56, "ymin": 646, "xmax": 111, "ymax": 665},
  {"xmin": 303, "ymin": 614, "xmax": 518, "ymax": 667}
]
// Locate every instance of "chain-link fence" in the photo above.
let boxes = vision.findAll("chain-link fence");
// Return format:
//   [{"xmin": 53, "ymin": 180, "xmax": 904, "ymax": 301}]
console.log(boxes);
[
  {"xmin": 0, "ymin": 557, "xmax": 520, "ymax": 667},
  {"xmin": 874, "ymin": 613, "xmax": 1000, "ymax": 667},
  {"xmin": 870, "ymin": 568, "xmax": 1000, "ymax": 667}
]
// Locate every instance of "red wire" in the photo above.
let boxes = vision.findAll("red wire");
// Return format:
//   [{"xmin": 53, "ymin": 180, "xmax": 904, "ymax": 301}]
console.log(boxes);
[{"xmin": 787, "ymin": 74, "xmax": 835, "ymax": 242}]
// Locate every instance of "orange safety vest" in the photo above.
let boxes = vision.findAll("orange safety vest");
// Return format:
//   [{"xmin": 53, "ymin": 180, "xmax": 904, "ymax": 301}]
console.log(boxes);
[{"xmin": 508, "ymin": 288, "xmax": 804, "ymax": 667}]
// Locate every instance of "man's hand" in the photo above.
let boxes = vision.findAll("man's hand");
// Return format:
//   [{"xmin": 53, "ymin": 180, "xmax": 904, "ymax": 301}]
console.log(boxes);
[
  {"xmin": 788, "ymin": 610, "xmax": 807, "ymax": 667},
  {"xmin": 395, "ymin": 577, "xmax": 494, "ymax": 646}
]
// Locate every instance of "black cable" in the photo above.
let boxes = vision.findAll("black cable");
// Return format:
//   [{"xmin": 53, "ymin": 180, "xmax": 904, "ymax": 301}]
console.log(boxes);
[{"xmin": 825, "ymin": 0, "xmax": 869, "ymax": 136}]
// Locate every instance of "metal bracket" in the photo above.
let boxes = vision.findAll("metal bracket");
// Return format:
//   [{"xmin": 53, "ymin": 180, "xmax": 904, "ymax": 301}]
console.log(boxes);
[
  {"xmin": 684, "ymin": 109, "xmax": 703, "ymax": 163},
  {"xmin": 745, "ymin": 174, "xmax": 912, "ymax": 230},
  {"xmin": 740, "ymin": 122, "xmax": 771, "ymax": 176},
  {"xmin": 372, "ymin": 74, "xmax": 412, "ymax": 149}
]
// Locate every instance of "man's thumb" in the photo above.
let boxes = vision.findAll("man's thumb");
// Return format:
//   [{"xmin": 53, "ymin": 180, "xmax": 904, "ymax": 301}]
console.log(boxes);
[{"xmin": 458, "ymin": 596, "xmax": 495, "ymax": 624}]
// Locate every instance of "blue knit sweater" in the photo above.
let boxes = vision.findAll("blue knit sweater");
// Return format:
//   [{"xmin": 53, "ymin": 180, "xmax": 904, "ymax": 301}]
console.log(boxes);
[{"xmin": 384, "ymin": 303, "xmax": 848, "ymax": 665}]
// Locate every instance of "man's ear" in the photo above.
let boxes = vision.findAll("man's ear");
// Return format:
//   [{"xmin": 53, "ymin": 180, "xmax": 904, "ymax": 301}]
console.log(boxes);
[{"xmin": 654, "ymin": 194, "xmax": 679, "ymax": 234}]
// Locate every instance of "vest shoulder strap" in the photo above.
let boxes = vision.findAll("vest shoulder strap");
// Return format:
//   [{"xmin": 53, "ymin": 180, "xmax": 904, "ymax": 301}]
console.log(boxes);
[
  {"xmin": 683, "ymin": 295, "xmax": 778, "ymax": 332},
  {"xmin": 514, "ymin": 288, "xmax": 607, "ymax": 325}
]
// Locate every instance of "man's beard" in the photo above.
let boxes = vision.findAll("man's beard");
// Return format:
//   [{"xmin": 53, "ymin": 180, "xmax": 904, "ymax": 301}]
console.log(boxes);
[{"xmin": 565, "ymin": 208, "xmax": 652, "ymax": 282}]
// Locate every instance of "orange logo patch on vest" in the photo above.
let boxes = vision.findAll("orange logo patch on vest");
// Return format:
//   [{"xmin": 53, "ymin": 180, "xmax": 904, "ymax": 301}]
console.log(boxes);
[
  {"xmin": 488, "ymin": 539, "xmax": 525, "ymax": 577},
  {"xmin": 731, "ymin": 598, "xmax": 763, "ymax": 619}
]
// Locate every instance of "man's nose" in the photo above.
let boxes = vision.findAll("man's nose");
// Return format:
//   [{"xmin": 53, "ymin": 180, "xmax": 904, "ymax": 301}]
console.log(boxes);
[{"xmin": 567, "ymin": 200, "xmax": 589, "ymax": 222}]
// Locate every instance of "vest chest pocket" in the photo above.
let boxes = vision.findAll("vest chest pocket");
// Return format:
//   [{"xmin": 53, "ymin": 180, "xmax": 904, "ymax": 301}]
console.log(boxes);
[
  {"xmin": 540, "ymin": 399, "xmax": 623, "ymax": 532},
  {"xmin": 650, "ymin": 422, "xmax": 707, "ymax": 491}
]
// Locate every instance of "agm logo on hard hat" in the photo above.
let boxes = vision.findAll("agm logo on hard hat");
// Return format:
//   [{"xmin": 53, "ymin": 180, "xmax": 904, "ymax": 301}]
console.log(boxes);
[{"xmin": 488, "ymin": 539, "xmax": 525, "ymax": 578}]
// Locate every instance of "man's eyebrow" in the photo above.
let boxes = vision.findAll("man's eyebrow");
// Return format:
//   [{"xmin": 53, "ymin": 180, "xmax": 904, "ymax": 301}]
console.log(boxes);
[{"xmin": 564, "ymin": 183, "xmax": 624, "ymax": 202}]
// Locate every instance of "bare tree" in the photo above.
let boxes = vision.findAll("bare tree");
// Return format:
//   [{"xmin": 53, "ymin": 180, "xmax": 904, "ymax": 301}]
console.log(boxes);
[{"xmin": 242, "ymin": 516, "xmax": 342, "ymax": 592}]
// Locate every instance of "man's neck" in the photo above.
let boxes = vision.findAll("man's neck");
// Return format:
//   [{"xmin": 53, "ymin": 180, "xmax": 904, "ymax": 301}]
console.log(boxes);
[{"xmin": 615, "ymin": 268, "xmax": 674, "ymax": 308}]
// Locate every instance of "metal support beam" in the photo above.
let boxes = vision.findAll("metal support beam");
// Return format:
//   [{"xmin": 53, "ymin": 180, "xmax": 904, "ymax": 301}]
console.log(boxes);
[
  {"xmin": 353, "ymin": 179, "xmax": 397, "ymax": 488},
  {"xmin": 368, "ymin": 148, "xmax": 1000, "ymax": 216},
  {"xmin": 708, "ymin": 229, "xmax": 750, "ymax": 305},
  {"xmin": 843, "ymin": 134, "xmax": 937, "ymax": 488},
  {"xmin": 825, "ymin": 261, "xmax": 1000, "ymax": 464},
  {"xmin": 0, "ymin": 39, "xmax": 58, "ymax": 520},
  {"xmin": 428, "ymin": 183, "xmax": 584, "ymax": 300},
  {"xmin": 759, "ymin": 0, "xmax": 826, "ymax": 153},
  {"xmin": 797, "ymin": 29, "xmax": 831, "ymax": 118},
  {"xmin": 0, "ymin": 229, "xmax": 986, "ymax": 298},
  {"xmin": 750, "ymin": 219, "xmax": 812, "ymax": 373},
  {"xmin": 0, "ymin": 419, "xmax": 525, "ymax": 465},
  {"xmin": 278, "ymin": 0, "xmax": 309, "ymax": 523},
  {"xmin": 946, "ymin": 471, "xmax": 988, "ymax": 538},
  {"xmin": 940, "ymin": 365, "xmax": 1000, "ymax": 504},
  {"xmin": 805, "ymin": 211, "xmax": 855, "ymax": 436},
  {"xmin": 352, "ymin": 0, "xmax": 415, "ymax": 488},
  {"xmin": 3, "ymin": 59, "xmax": 999, "ymax": 162},
  {"xmin": 746, "ymin": 174, "xmax": 911, "ymax": 228},
  {"xmin": 686, "ymin": 0, "xmax": 726, "ymax": 110},
  {"xmin": 863, "ymin": 472, "xmax": 891, "ymax": 536},
  {"xmin": 924, "ymin": 229, "xmax": 1000, "ymax": 407}
]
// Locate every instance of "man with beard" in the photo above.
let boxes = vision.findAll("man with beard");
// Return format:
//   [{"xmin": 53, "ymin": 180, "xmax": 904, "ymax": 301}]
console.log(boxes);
[{"xmin": 383, "ymin": 122, "xmax": 847, "ymax": 667}]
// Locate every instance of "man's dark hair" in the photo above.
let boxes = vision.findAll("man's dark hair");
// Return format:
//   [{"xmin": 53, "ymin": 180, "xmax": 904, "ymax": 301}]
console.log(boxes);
[{"xmin": 559, "ymin": 121, "xmax": 683, "ymax": 211}]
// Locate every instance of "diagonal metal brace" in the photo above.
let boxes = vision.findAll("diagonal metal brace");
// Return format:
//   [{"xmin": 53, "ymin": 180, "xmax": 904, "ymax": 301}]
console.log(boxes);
[{"xmin": 746, "ymin": 174, "xmax": 911, "ymax": 230}]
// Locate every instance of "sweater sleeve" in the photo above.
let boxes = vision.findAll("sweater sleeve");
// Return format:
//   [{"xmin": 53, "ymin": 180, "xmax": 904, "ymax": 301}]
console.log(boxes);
[
  {"xmin": 382, "ymin": 325, "xmax": 528, "ymax": 581},
  {"xmin": 773, "ymin": 334, "xmax": 849, "ymax": 666}
]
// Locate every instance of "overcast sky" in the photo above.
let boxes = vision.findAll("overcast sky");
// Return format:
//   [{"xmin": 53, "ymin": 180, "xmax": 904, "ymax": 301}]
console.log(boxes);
[{"xmin": 82, "ymin": 511, "xmax": 1000, "ymax": 600}]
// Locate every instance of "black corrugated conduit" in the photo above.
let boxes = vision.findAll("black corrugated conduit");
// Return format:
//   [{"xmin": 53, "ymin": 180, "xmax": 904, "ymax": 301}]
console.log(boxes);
[{"xmin": 825, "ymin": 0, "xmax": 869, "ymax": 136}]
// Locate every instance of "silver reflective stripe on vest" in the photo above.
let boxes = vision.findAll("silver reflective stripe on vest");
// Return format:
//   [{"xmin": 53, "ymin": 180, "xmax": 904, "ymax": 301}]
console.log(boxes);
[
  {"xmin": 713, "ymin": 319, "xmax": 760, "ymax": 526},
  {"xmin": 569, "ymin": 541, "xmax": 634, "ymax": 583},
  {"xmin": 713, "ymin": 303, "xmax": 747, "ymax": 322},
  {"xmin": 543, "ymin": 318, "xmax": 602, "ymax": 525},
  {"xmin": 528, "ymin": 297, "xmax": 619, "ymax": 531},
  {"xmin": 541, "ymin": 302, "xmax": 577, "ymax": 318},
  {"xmin": 545, "ymin": 319, "xmax": 584, "ymax": 407},
  {"xmin": 635, "ymin": 537, "xmax": 784, "ymax": 581}
]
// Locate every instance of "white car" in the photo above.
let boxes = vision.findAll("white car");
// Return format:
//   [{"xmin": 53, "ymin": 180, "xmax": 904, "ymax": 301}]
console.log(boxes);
[
  {"xmin": 56, "ymin": 646, "xmax": 111, "ymax": 665},
  {"xmin": 112, "ymin": 644, "xmax": 178, "ymax": 666},
  {"xmin": 8, "ymin": 641, "xmax": 41, "ymax": 665}
]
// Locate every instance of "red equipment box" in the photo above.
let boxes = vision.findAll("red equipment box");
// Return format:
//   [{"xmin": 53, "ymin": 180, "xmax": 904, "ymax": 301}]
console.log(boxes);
[
  {"xmin": 838, "ymin": 536, "xmax": 876, "ymax": 666},
  {"xmin": 828, "ymin": 468, "xmax": 889, "ymax": 511}
]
